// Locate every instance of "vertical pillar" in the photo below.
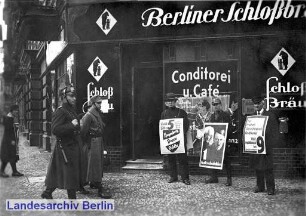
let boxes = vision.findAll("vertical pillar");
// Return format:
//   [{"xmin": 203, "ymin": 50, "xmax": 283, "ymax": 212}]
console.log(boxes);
[
  {"xmin": 27, "ymin": 72, "xmax": 42, "ymax": 147},
  {"xmin": 42, "ymin": 73, "xmax": 52, "ymax": 151}
]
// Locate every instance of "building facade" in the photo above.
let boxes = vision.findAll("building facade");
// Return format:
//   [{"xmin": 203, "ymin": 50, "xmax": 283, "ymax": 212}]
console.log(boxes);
[{"xmin": 3, "ymin": 0, "xmax": 306, "ymax": 177}]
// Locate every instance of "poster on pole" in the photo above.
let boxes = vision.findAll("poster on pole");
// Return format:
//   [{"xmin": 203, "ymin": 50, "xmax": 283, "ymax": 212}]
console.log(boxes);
[
  {"xmin": 199, "ymin": 123, "xmax": 228, "ymax": 170},
  {"xmin": 159, "ymin": 118, "xmax": 185, "ymax": 154},
  {"xmin": 243, "ymin": 115, "xmax": 269, "ymax": 154}
]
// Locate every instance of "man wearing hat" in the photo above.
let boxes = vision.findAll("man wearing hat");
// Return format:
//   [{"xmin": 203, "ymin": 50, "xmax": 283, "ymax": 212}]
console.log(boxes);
[
  {"xmin": 161, "ymin": 93, "xmax": 190, "ymax": 185},
  {"xmin": 249, "ymin": 95, "xmax": 278, "ymax": 195},
  {"xmin": 0, "ymin": 104, "xmax": 24, "ymax": 177},
  {"xmin": 205, "ymin": 97, "xmax": 232, "ymax": 186},
  {"xmin": 41, "ymin": 85, "xmax": 82, "ymax": 199},
  {"xmin": 81, "ymin": 95, "xmax": 111, "ymax": 198}
]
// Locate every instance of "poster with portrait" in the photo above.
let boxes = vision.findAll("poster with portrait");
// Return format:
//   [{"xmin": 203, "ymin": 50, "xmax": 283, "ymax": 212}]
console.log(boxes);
[
  {"xmin": 199, "ymin": 123, "xmax": 228, "ymax": 170},
  {"xmin": 159, "ymin": 118, "xmax": 185, "ymax": 154},
  {"xmin": 243, "ymin": 115, "xmax": 269, "ymax": 154},
  {"xmin": 175, "ymin": 96, "xmax": 230, "ymax": 156}
]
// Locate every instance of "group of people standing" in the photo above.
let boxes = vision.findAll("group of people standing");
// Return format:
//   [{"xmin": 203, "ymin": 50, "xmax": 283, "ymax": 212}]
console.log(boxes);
[
  {"xmin": 0, "ymin": 87, "xmax": 276, "ymax": 198},
  {"xmin": 41, "ymin": 85, "xmax": 111, "ymax": 199},
  {"xmin": 161, "ymin": 92, "xmax": 276, "ymax": 196}
]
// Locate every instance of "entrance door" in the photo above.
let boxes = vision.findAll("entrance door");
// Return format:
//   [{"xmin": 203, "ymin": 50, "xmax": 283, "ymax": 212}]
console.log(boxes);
[{"xmin": 132, "ymin": 66, "xmax": 163, "ymax": 158}]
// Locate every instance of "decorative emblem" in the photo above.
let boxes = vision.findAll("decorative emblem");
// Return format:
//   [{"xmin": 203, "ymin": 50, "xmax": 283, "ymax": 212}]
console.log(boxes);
[
  {"xmin": 271, "ymin": 48, "xmax": 295, "ymax": 76},
  {"xmin": 96, "ymin": 9, "xmax": 117, "ymax": 35},
  {"xmin": 87, "ymin": 57, "xmax": 108, "ymax": 82}
]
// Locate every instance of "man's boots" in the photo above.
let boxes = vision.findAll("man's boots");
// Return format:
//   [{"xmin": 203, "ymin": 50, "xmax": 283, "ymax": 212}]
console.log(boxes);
[{"xmin": 97, "ymin": 183, "xmax": 112, "ymax": 199}]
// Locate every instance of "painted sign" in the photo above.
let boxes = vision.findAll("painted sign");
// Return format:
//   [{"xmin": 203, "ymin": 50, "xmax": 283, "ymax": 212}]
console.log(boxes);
[
  {"xmin": 96, "ymin": 9, "xmax": 117, "ymax": 35},
  {"xmin": 87, "ymin": 57, "xmax": 108, "ymax": 82},
  {"xmin": 87, "ymin": 82, "xmax": 114, "ymax": 113},
  {"xmin": 141, "ymin": 0, "xmax": 306, "ymax": 27},
  {"xmin": 159, "ymin": 118, "xmax": 185, "ymax": 154},
  {"xmin": 165, "ymin": 61, "xmax": 237, "ymax": 98},
  {"xmin": 271, "ymin": 48, "xmax": 296, "ymax": 76},
  {"xmin": 266, "ymin": 77, "xmax": 306, "ymax": 110},
  {"xmin": 199, "ymin": 123, "xmax": 228, "ymax": 170},
  {"xmin": 243, "ymin": 115, "xmax": 268, "ymax": 154}
]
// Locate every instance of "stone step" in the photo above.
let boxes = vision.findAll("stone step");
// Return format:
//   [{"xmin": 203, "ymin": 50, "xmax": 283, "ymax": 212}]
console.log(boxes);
[
  {"xmin": 125, "ymin": 158, "xmax": 163, "ymax": 164},
  {"xmin": 122, "ymin": 158, "xmax": 164, "ymax": 171}
]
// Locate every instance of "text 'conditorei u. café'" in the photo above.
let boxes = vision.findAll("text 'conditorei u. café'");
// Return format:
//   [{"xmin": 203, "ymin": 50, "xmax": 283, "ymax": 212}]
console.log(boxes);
[{"xmin": 41, "ymin": 0, "xmax": 305, "ymax": 176}]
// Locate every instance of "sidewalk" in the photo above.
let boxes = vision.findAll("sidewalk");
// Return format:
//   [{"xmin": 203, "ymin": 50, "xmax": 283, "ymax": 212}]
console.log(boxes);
[{"xmin": 0, "ymin": 128, "xmax": 305, "ymax": 216}]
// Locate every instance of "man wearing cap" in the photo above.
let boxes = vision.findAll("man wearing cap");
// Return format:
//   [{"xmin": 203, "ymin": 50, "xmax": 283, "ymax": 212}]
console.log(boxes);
[
  {"xmin": 205, "ymin": 97, "xmax": 232, "ymax": 186},
  {"xmin": 41, "ymin": 85, "xmax": 82, "ymax": 199},
  {"xmin": 81, "ymin": 95, "xmax": 111, "ymax": 198},
  {"xmin": 161, "ymin": 93, "xmax": 190, "ymax": 185},
  {"xmin": 249, "ymin": 96, "xmax": 278, "ymax": 195}
]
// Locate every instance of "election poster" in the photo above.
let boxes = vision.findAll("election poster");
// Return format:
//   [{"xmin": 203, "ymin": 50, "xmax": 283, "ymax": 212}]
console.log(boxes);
[
  {"xmin": 199, "ymin": 123, "xmax": 228, "ymax": 170},
  {"xmin": 243, "ymin": 115, "xmax": 269, "ymax": 154},
  {"xmin": 175, "ymin": 95, "xmax": 231, "ymax": 156},
  {"xmin": 159, "ymin": 118, "xmax": 185, "ymax": 154}
]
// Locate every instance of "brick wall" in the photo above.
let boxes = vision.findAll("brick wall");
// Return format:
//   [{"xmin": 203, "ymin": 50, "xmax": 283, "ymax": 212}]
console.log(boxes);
[{"xmin": 104, "ymin": 146, "xmax": 123, "ymax": 172}]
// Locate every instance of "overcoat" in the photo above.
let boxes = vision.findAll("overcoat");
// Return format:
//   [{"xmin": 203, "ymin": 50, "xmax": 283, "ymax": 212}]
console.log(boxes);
[
  {"xmin": 45, "ymin": 103, "xmax": 81, "ymax": 190},
  {"xmin": 249, "ymin": 110, "xmax": 279, "ymax": 170},
  {"xmin": 0, "ymin": 115, "xmax": 19, "ymax": 163},
  {"xmin": 81, "ymin": 106, "xmax": 105, "ymax": 182}
]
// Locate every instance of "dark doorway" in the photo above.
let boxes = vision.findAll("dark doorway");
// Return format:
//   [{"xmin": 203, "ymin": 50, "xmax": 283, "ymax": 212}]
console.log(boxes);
[{"xmin": 132, "ymin": 66, "xmax": 163, "ymax": 158}]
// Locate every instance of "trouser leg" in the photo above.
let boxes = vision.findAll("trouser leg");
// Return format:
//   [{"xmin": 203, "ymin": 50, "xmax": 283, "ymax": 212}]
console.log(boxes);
[
  {"xmin": 0, "ymin": 160, "xmax": 7, "ymax": 172},
  {"xmin": 255, "ymin": 170, "xmax": 265, "ymax": 191},
  {"xmin": 67, "ymin": 189, "xmax": 76, "ymax": 199},
  {"xmin": 168, "ymin": 155, "xmax": 178, "ymax": 179},
  {"xmin": 177, "ymin": 153, "xmax": 189, "ymax": 180},
  {"xmin": 224, "ymin": 154, "xmax": 232, "ymax": 179},
  {"xmin": 10, "ymin": 161, "xmax": 17, "ymax": 173},
  {"xmin": 265, "ymin": 169, "xmax": 275, "ymax": 192}
]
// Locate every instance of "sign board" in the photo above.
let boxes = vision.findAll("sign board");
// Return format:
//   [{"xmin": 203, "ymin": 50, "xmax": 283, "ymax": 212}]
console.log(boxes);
[
  {"xmin": 159, "ymin": 118, "xmax": 185, "ymax": 154},
  {"xmin": 243, "ymin": 115, "xmax": 268, "ymax": 154},
  {"xmin": 199, "ymin": 123, "xmax": 228, "ymax": 170}
]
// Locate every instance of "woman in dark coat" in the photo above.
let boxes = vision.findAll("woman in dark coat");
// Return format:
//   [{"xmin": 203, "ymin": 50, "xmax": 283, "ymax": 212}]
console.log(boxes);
[
  {"xmin": 0, "ymin": 105, "xmax": 24, "ymax": 177},
  {"xmin": 41, "ymin": 85, "xmax": 82, "ymax": 199}
]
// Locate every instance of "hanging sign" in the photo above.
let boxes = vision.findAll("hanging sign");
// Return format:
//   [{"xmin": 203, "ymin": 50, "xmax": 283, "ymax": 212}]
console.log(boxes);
[
  {"xmin": 159, "ymin": 118, "xmax": 185, "ymax": 154},
  {"xmin": 243, "ymin": 115, "xmax": 268, "ymax": 154}
]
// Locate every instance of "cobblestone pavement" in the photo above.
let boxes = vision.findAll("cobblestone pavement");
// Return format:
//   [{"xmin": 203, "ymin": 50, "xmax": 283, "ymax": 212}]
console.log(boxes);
[{"xmin": 0, "ymin": 125, "xmax": 305, "ymax": 216}]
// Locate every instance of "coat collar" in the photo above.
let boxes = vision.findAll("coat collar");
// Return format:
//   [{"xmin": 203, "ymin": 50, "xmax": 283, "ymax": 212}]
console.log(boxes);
[{"xmin": 88, "ymin": 106, "xmax": 101, "ymax": 118}]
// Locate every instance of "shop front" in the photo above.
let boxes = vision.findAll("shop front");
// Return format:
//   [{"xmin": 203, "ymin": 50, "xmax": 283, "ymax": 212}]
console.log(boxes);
[{"xmin": 42, "ymin": 0, "xmax": 305, "ymax": 176}]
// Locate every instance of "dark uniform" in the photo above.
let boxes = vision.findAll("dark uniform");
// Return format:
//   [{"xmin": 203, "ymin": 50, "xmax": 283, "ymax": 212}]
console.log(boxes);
[
  {"xmin": 42, "ymin": 86, "xmax": 82, "ymax": 199},
  {"xmin": 161, "ymin": 93, "xmax": 190, "ymax": 185},
  {"xmin": 249, "ymin": 109, "xmax": 278, "ymax": 195},
  {"xmin": 206, "ymin": 98, "xmax": 232, "ymax": 186}
]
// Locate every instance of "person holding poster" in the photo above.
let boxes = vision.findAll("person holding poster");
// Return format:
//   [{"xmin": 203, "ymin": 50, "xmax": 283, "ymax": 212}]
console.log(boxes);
[
  {"xmin": 249, "ymin": 96, "xmax": 278, "ymax": 195},
  {"xmin": 193, "ymin": 100, "xmax": 212, "ymax": 154},
  {"xmin": 161, "ymin": 93, "xmax": 190, "ymax": 185},
  {"xmin": 205, "ymin": 97, "xmax": 232, "ymax": 186}
]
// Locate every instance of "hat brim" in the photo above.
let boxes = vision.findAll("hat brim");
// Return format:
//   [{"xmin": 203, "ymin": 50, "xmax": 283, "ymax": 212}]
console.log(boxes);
[{"xmin": 164, "ymin": 98, "xmax": 177, "ymax": 102}]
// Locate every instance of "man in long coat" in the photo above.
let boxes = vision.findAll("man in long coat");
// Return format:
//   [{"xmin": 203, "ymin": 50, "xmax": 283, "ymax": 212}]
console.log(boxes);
[
  {"xmin": 41, "ymin": 85, "xmax": 82, "ymax": 199},
  {"xmin": 205, "ymin": 97, "xmax": 232, "ymax": 186},
  {"xmin": 161, "ymin": 93, "xmax": 190, "ymax": 185},
  {"xmin": 249, "ymin": 96, "xmax": 278, "ymax": 195},
  {"xmin": 81, "ymin": 95, "xmax": 111, "ymax": 198},
  {"xmin": 0, "ymin": 105, "xmax": 24, "ymax": 177}
]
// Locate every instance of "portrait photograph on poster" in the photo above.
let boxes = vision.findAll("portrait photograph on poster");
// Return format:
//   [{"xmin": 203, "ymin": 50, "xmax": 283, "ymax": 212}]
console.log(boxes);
[{"xmin": 199, "ymin": 123, "xmax": 228, "ymax": 170}]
